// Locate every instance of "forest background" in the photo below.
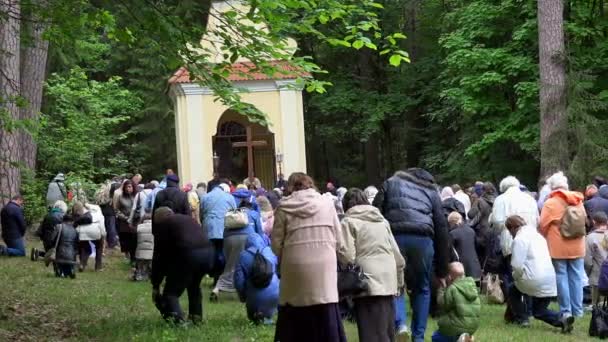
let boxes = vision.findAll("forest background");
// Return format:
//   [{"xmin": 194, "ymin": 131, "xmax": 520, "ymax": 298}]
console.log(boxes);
[{"xmin": 0, "ymin": 0, "xmax": 607, "ymax": 222}]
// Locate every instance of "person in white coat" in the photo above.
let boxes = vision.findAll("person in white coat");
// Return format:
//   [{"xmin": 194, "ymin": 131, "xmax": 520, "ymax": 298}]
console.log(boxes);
[
  {"xmin": 73, "ymin": 202, "xmax": 106, "ymax": 272},
  {"xmin": 506, "ymin": 215, "xmax": 574, "ymax": 333},
  {"xmin": 491, "ymin": 176, "xmax": 539, "ymax": 258}
]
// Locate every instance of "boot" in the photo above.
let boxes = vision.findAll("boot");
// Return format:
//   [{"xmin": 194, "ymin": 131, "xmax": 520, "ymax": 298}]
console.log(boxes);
[
  {"xmin": 189, "ymin": 314, "xmax": 203, "ymax": 325},
  {"xmin": 560, "ymin": 315, "xmax": 574, "ymax": 334}
]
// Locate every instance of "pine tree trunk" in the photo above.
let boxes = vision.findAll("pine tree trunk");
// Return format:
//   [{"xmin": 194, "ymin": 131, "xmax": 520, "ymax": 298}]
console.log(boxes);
[
  {"xmin": 0, "ymin": 0, "xmax": 22, "ymax": 203},
  {"xmin": 20, "ymin": 1, "xmax": 48, "ymax": 171},
  {"xmin": 538, "ymin": 0, "xmax": 568, "ymax": 178}
]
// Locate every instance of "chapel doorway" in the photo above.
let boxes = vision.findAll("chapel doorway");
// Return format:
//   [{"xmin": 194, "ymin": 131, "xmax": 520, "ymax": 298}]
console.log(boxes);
[{"xmin": 213, "ymin": 110, "xmax": 276, "ymax": 189}]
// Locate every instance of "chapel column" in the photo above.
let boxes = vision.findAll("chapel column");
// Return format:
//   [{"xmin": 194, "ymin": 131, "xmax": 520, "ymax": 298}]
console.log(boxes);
[{"xmin": 277, "ymin": 80, "xmax": 307, "ymax": 176}]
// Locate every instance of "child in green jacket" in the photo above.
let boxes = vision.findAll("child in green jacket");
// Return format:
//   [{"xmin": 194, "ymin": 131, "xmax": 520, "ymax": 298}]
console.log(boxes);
[{"xmin": 433, "ymin": 262, "xmax": 480, "ymax": 342}]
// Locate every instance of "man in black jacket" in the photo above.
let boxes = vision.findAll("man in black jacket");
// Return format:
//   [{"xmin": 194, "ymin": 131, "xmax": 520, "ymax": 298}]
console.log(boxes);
[
  {"xmin": 152, "ymin": 174, "xmax": 191, "ymax": 222},
  {"xmin": 151, "ymin": 207, "xmax": 215, "ymax": 324},
  {"xmin": 373, "ymin": 168, "xmax": 450, "ymax": 342},
  {"xmin": 0, "ymin": 195, "xmax": 27, "ymax": 257}
]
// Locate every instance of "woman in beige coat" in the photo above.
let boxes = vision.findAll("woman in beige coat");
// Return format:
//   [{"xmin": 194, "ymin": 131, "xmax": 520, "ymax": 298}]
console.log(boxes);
[
  {"xmin": 272, "ymin": 173, "xmax": 346, "ymax": 342},
  {"xmin": 338, "ymin": 188, "xmax": 405, "ymax": 342}
]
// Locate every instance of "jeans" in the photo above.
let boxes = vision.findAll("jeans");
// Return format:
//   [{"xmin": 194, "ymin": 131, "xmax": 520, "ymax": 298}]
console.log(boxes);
[
  {"xmin": 104, "ymin": 215, "xmax": 118, "ymax": 248},
  {"xmin": 508, "ymin": 284, "xmax": 562, "ymax": 327},
  {"xmin": 5, "ymin": 238, "xmax": 26, "ymax": 256},
  {"xmin": 394, "ymin": 234, "xmax": 434, "ymax": 342},
  {"xmin": 432, "ymin": 331, "xmax": 458, "ymax": 342},
  {"xmin": 553, "ymin": 258, "xmax": 585, "ymax": 317}
]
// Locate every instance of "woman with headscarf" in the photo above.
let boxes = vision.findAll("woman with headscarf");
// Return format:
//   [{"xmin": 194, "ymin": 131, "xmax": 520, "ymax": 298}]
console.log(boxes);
[
  {"xmin": 468, "ymin": 182, "xmax": 497, "ymax": 263},
  {"xmin": 441, "ymin": 186, "xmax": 466, "ymax": 219},
  {"xmin": 114, "ymin": 180, "xmax": 136, "ymax": 262},
  {"xmin": 272, "ymin": 173, "xmax": 346, "ymax": 342}
]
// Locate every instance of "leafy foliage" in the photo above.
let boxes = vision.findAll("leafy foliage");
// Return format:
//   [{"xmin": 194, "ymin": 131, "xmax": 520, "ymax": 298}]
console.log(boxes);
[{"xmin": 38, "ymin": 67, "xmax": 142, "ymax": 181}]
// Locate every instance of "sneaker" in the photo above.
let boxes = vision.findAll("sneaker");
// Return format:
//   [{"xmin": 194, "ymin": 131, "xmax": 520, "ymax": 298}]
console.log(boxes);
[
  {"xmin": 209, "ymin": 288, "xmax": 219, "ymax": 303},
  {"xmin": 0, "ymin": 245, "xmax": 7, "ymax": 256},
  {"xmin": 457, "ymin": 333, "xmax": 474, "ymax": 342},
  {"xmin": 395, "ymin": 325, "xmax": 411, "ymax": 342},
  {"xmin": 560, "ymin": 315, "xmax": 574, "ymax": 334},
  {"xmin": 516, "ymin": 320, "xmax": 530, "ymax": 328}
]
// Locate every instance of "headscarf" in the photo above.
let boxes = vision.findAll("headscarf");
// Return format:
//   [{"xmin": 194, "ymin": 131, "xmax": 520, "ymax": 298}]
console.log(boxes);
[
  {"xmin": 440, "ymin": 186, "xmax": 454, "ymax": 201},
  {"xmin": 363, "ymin": 186, "xmax": 378, "ymax": 204}
]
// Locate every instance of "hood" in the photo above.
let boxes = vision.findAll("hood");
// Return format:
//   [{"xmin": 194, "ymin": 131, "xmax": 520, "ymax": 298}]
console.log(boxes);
[
  {"xmin": 599, "ymin": 185, "xmax": 608, "ymax": 199},
  {"xmin": 245, "ymin": 233, "xmax": 266, "ymax": 251},
  {"xmin": 233, "ymin": 188, "xmax": 254, "ymax": 199},
  {"xmin": 279, "ymin": 188, "xmax": 324, "ymax": 218},
  {"xmin": 549, "ymin": 189, "xmax": 584, "ymax": 206},
  {"xmin": 345, "ymin": 205, "xmax": 385, "ymax": 222},
  {"xmin": 394, "ymin": 169, "xmax": 436, "ymax": 189},
  {"xmin": 452, "ymin": 277, "xmax": 479, "ymax": 301},
  {"xmin": 54, "ymin": 173, "xmax": 65, "ymax": 182},
  {"xmin": 482, "ymin": 192, "xmax": 496, "ymax": 205}
]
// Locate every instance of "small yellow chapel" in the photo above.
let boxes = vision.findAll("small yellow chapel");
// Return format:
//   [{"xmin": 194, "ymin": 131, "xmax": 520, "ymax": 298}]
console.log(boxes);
[{"xmin": 168, "ymin": 1, "xmax": 307, "ymax": 189}]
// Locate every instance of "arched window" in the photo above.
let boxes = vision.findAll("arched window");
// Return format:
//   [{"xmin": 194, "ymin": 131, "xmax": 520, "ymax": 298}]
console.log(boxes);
[{"xmin": 218, "ymin": 121, "xmax": 246, "ymax": 136}]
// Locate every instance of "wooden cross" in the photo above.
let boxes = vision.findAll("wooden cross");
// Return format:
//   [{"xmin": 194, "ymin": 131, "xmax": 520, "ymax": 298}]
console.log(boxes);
[{"xmin": 232, "ymin": 126, "xmax": 268, "ymax": 179}]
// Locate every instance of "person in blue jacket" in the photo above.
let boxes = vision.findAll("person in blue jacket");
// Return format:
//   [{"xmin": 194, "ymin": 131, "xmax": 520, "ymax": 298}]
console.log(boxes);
[
  {"xmin": 232, "ymin": 187, "xmax": 260, "ymax": 213},
  {"xmin": 211, "ymin": 195, "xmax": 263, "ymax": 300},
  {"xmin": 202, "ymin": 183, "xmax": 236, "ymax": 286},
  {"xmin": 234, "ymin": 233, "xmax": 279, "ymax": 324}
]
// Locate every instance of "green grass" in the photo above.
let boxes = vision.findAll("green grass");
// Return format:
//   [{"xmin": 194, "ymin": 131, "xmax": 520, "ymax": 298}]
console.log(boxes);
[{"xmin": 0, "ymin": 238, "xmax": 602, "ymax": 341}]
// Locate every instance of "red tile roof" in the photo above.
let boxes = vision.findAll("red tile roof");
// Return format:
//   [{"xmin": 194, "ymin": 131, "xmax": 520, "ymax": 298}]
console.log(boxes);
[{"xmin": 168, "ymin": 61, "xmax": 305, "ymax": 84}]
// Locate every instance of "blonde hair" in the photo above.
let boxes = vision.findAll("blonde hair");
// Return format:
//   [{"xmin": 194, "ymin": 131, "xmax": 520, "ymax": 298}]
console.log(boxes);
[{"xmin": 447, "ymin": 211, "xmax": 463, "ymax": 228}]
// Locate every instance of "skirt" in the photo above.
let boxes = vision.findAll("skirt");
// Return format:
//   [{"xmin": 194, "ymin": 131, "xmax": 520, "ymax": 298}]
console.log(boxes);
[
  {"xmin": 215, "ymin": 234, "xmax": 248, "ymax": 292},
  {"xmin": 354, "ymin": 296, "xmax": 395, "ymax": 342},
  {"xmin": 274, "ymin": 303, "xmax": 347, "ymax": 342}
]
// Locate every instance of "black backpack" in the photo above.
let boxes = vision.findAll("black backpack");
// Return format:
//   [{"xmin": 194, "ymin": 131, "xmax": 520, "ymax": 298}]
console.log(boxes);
[{"xmin": 250, "ymin": 249, "xmax": 273, "ymax": 289}]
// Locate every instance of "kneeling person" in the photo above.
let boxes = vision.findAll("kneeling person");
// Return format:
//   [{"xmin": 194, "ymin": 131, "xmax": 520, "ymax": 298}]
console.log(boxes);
[
  {"xmin": 234, "ymin": 233, "xmax": 279, "ymax": 324},
  {"xmin": 433, "ymin": 262, "xmax": 480, "ymax": 342},
  {"xmin": 151, "ymin": 207, "xmax": 215, "ymax": 324},
  {"xmin": 506, "ymin": 215, "xmax": 575, "ymax": 333}
]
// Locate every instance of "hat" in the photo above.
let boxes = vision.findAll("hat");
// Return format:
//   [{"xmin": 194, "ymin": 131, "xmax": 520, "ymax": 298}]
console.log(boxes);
[{"xmin": 54, "ymin": 173, "xmax": 65, "ymax": 182}]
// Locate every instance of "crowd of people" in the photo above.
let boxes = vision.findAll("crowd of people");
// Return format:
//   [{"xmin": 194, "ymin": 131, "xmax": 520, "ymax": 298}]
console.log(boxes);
[{"xmin": 3, "ymin": 167, "xmax": 608, "ymax": 342}]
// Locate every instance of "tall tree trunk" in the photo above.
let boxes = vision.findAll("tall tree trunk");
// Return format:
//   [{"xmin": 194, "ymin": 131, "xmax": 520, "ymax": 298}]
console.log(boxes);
[
  {"xmin": 20, "ymin": 0, "xmax": 48, "ymax": 171},
  {"xmin": 0, "ymin": 0, "xmax": 22, "ymax": 203},
  {"xmin": 538, "ymin": 0, "xmax": 568, "ymax": 178},
  {"xmin": 358, "ymin": 49, "xmax": 381, "ymax": 185}
]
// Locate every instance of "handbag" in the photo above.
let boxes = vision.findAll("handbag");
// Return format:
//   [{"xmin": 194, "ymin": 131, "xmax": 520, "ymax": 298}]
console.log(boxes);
[
  {"xmin": 590, "ymin": 299, "xmax": 608, "ymax": 339},
  {"xmin": 483, "ymin": 273, "xmax": 504, "ymax": 304},
  {"xmin": 338, "ymin": 263, "xmax": 369, "ymax": 297},
  {"xmin": 224, "ymin": 209, "xmax": 249, "ymax": 229},
  {"xmin": 44, "ymin": 224, "xmax": 63, "ymax": 267}
]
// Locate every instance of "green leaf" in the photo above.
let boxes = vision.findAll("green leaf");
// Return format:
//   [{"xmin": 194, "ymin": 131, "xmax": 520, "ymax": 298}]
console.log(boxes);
[
  {"xmin": 389, "ymin": 54, "xmax": 402, "ymax": 67},
  {"xmin": 352, "ymin": 40, "xmax": 365, "ymax": 49}
]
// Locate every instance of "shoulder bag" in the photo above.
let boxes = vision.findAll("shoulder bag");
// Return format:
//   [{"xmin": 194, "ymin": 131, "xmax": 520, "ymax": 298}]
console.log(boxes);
[{"xmin": 45, "ymin": 224, "xmax": 64, "ymax": 267}]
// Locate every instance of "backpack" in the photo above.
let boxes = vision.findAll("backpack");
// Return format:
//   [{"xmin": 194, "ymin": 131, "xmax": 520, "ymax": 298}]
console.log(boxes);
[
  {"xmin": 560, "ymin": 202, "xmax": 586, "ymax": 239},
  {"xmin": 598, "ymin": 259, "xmax": 608, "ymax": 293},
  {"xmin": 250, "ymin": 249, "xmax": 273, "ymax": 289}
]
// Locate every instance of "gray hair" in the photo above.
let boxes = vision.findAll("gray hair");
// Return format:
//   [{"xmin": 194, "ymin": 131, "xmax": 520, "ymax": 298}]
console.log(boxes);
[
  {"xmin": 499, "ymin": 176, "xmax": 521, "ymax": 193},
  {"xmin": 53, "ymin": 200, "xmax": 68, "ymax": 214},
  {"xmin": 547, "ymin": 171, "xmax": 569, "ymax": 191}
]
